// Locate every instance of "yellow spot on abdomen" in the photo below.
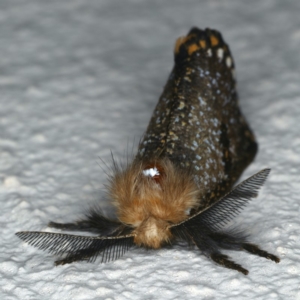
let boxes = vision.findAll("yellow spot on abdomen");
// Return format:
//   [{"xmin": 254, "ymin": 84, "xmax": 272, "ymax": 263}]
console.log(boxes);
[
  {"xmin": 199, "ymin": 40, "xmax": 206, "ymax": 49},
  {"xmin": 174, "ymin": 34, "xmax": 196, "ymax": 54},
  {"xmin": 174, "ymin": 36, "xmax": 187, "ymax": 54},
  {"xmin": 210, "ymin": 35, "xmax": 219, "ymax": 46},
  {"xmin": 188, "ymin": 44, "xmax": 199, "ymax": 55},
  {"xmin": 178, "ymin": 101, "xmax": 185, "ymax": 109},
  {"xmin": 224, "ymin": 150, "xmax": 229, "ymax": 158}
]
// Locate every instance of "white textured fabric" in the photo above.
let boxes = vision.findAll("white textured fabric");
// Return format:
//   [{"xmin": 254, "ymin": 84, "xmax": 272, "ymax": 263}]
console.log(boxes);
[{"xmin": 1, "ymin": 0, "xmax": 299, "ymax": 299}]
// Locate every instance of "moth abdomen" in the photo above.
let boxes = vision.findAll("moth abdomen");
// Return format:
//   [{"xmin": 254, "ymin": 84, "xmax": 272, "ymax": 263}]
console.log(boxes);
[{"xmin": 138, "ymin": 27, "xmax": 257, "ymax": 209}]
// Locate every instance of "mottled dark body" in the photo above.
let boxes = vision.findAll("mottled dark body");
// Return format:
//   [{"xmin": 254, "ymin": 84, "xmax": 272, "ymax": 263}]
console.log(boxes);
[{"xmin": 138, "ymin": 28, "xmax": 257, "ymax": 209}]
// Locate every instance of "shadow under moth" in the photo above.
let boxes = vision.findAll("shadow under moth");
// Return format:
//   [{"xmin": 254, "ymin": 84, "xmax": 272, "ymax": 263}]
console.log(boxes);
[{"xmin": 16, "ymin": 27, "xmax": 280, "ymax": 275}]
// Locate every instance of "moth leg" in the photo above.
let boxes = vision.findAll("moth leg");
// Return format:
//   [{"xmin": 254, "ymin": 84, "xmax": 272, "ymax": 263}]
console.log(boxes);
[
  {"xmin": 209, "ymin": 232, "xmax": 280, "ymax": 263},
  {"xmin": 242, "ymin": 243, "xmax": 280, "ymax": 263},
  {"xmin": 48, "ymin": 221, "xmax": 92, "ymax": 231},
  {"xmin": 184, "ymin": 230, "xmax": 249, "ymax": 274},
  {"xmin": 208, "ymin": 232, "xmax": 247, "ymax": 250},
  {"xmin": 210, "ymin": 253, "xmax": 249, "ymax": 275}
]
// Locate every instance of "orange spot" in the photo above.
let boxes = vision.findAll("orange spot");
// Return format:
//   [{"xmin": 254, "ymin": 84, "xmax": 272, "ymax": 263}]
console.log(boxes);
[
  {"xmin": 174, "ymin": 34, "xmax": 195, "ymax": 54},
  {"xmin": 210, "ymin": 35, "xmax": 219, "ymax": 46},
  {"xmin": 174, "ymin": 36, "xmax": 188, "ymax": 54},
  {"xmin": 199, "ymin": 40, "xmax": 206, "ymax": 49},
  {"xmin": 188, "ymin": 44, "xmax": 199, "ymax": 55}
]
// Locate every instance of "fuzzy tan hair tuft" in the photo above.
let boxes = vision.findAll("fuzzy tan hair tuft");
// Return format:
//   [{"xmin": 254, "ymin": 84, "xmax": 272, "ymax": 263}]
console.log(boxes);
[{"xmin": 108, "ymin": 158, "xmax": 200, "ymax": 248}]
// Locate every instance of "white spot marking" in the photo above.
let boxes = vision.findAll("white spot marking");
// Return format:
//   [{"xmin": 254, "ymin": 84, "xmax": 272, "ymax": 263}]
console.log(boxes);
[
  {"xmin": 185, "ymin": 208, "xmax": 192, "ymax": 215},
  {"xmin": 226, "ymin": 56, "xmax": 232, "ymax": 68},
  {"xmin": 143, "ymin": 167, "xmax": 159, "ymax": 177},
  {"xmin": 207, "ymin": 48, "xmax": 212, "ymax": 57},
  {"xmin": 178, "ymin": 101, "xmax": 185, "ymax": 110},
  {"xmin": 217, "ymin": 48, "xmax": 224, "ymax": 60},
  {"xmin": 198, "ymin": 96, "xmax": 206, "ymax": 106}
]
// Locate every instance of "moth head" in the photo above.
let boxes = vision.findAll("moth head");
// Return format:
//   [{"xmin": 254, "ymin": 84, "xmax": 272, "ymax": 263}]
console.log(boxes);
[{"xmin": 108, "ymin": 158, "xmax": 200, "ymax": 248}]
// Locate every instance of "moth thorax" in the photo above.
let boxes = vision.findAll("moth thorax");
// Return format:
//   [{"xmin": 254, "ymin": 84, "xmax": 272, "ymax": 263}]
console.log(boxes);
[{"xmin": 133, "ymin": 216, "xmax": 171, "ymax": 249}]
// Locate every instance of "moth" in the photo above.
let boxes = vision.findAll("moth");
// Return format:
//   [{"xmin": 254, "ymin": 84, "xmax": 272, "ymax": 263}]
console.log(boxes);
[{"xmin": 16, "ymin": 27, "xmax": 279, "ymax": 275}]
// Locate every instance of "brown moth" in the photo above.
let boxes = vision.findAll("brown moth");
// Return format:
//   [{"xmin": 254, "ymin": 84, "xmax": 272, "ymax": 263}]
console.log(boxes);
[{"xmin": 16, "ymin": 27, "xmax": 279, "ymax": 275}]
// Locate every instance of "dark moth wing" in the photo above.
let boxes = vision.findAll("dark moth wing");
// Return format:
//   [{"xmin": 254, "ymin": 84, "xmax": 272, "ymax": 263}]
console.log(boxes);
[
  {"xmin": 137, "ymin": 28, "xmax": 257, "ymax": 209},
  {"xmin": 170, "ymin": 169, "xmax": 279, "ymax": 275},
  {"xmin": 16, "ymin": 231, "xmax": 134, "ymax": 265}
]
